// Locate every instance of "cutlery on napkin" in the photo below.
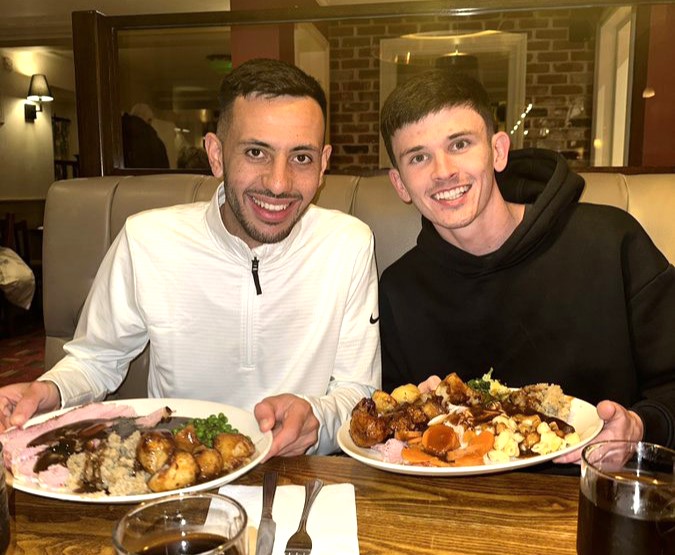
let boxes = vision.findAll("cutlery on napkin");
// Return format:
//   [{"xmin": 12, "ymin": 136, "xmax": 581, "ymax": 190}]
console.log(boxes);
[
  {"xmin": 220, "ymin": 482, "xmax": 359, "ymax": 555},
  {"xmin": 256, "ymin": 471, "xmax": 278, "ymax": 555}
]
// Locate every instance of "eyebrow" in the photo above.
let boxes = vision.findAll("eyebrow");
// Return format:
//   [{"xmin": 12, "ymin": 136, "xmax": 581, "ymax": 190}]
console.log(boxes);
[
  {"xmin": 397, "ymin": 129, "xmax": 474, "ymax": 161},
  {"xmin": 242, "ymin": 139, "xmax": 321, "ymax": 153}
]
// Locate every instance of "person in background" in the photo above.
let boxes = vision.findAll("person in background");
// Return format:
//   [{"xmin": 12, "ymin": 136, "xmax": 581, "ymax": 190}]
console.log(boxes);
[
  {"xmin": 0, "ymin": 59, "xmax": 381, "ymax": 458},
  {"xmin": 177, "ymin": 145, "xmax": 211, "ymax": 170},
  {"xmin": 378, "ymin": 69, "xmax": 675, "ymax": 460},
  {"xmin": 122, "ymin": 103, "xmax": 170, "ymax": 169}
]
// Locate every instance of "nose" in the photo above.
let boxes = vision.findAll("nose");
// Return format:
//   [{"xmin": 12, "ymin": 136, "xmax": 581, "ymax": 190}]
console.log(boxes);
[
  {"xmin": 263, "ymin": 158, "xmax": 292, "ymax": 195},
  {"xmin": 432, "ymin": 153, "xmax": 457, "ymax": 181}
]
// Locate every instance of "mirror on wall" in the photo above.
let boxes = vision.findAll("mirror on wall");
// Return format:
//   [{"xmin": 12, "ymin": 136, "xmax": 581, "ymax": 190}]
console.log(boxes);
[
  {"xmin": 73, "ymin": 2, "xmax": 674, "ymax": 176},
  {"xmin": 117, "ymin": 22, "xmax": 330, "ymax": 171},
  {"xmin": 378, "ymin": 30, "xmax": 527, "ymax": 167},
  {"xmin": 118, "ymin": 26, "xmax": 228, "ymax": 170}
]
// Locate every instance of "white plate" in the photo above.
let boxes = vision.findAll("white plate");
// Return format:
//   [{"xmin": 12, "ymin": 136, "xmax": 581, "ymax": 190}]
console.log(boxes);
[
  {"xmin": 6, "ymin": 398, "xmax": 272, "ymax": 503},
  {"xmin": 337, "ymin": 397, "xmax": 603, "ymax": 476}
]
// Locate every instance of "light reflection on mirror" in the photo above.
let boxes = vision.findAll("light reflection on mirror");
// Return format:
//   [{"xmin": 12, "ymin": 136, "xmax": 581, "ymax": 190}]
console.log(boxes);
[{"xmin": 115, "ymin": 5, "xmax": 636, "ymax": 172}]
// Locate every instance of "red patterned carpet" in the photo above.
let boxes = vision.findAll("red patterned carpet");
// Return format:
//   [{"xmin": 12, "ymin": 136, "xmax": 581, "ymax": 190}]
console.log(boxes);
[{"xmin": 0, "ymin": 327, "xmax": 46, "ymax": 387}]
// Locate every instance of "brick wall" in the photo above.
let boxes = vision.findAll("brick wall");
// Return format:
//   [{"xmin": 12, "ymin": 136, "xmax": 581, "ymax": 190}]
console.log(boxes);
[{"xmin": 328, "ymin": 9, "xmax": 597, "ymax": 172}]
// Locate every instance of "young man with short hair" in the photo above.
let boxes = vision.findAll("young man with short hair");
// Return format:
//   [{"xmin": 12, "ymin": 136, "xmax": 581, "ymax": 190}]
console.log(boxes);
[
  {"xmin": 0, "ymin": 59, "xmax": 381, "ymax": 458},
  {"xmin": 379, "ymin": 70, "xmax": 674, "ymax": 458}
]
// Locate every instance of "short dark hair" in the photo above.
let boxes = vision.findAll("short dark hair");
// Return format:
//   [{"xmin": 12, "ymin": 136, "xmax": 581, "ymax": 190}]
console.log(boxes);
[
  {"xmin": 217, "ymin": 58, "xmax": 327, "ymax": 135},
  {"xmin": 380, "ymin": 71, "xmax": 496, "ymax": 168}
]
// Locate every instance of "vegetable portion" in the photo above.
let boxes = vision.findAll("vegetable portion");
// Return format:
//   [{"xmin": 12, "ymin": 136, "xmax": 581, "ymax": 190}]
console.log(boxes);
[{"xmin": 173, "ymin": 412, "xmax": 238, "ymax": 448}]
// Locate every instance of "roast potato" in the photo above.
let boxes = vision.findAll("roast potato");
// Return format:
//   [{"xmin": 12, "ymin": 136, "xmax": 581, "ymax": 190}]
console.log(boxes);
[
  {"xmin": 147, "ymin": 451, "xmax": 199, "ymax": 492},
  {"xmin": 136, "ymin": 431, "xmax": 176, "ymax": 473},
  {"xmin": 193, "ymin": 446, "xmax": 224, "ymax": 481},
  {"xmin": 213, "ymin": 433, "xmax": 255, "ymax": 471}
]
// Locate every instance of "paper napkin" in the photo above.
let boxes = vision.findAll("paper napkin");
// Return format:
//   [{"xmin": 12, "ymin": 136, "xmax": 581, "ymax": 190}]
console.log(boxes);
[{"xmin": 219, "ymin": 483, "xmax": 359, "ymax": 555}]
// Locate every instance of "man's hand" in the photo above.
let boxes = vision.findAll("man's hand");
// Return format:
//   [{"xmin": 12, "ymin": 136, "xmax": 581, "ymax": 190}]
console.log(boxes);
[
  {"xmin": 417, "ymin": 375, "xmax": 441, "ymax": 394},
  {"xmin": 554, "ymin": 400, "xmax": 644, "ymax": 464},
  {"xmin": 0, "ymin": 381, "xmax": 61, "ymax": 432},
  {"xmin": 254, "ymin": 394, "xmax": 320, "ymax": 460}
]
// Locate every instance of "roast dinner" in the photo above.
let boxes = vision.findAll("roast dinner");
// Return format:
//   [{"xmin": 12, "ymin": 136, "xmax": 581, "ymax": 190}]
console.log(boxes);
[
  {"xmin": 349, "ymin": 372, "xmax": 581, "ymax": 467},
  {"xmin": 0, "ymin": 402, "xmax": 255, "ymax": 496}
]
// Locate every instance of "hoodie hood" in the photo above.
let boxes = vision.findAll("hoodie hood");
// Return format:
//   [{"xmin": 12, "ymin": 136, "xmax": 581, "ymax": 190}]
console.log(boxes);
[{"xmin": 417, "ymin": 148, "xmax": 585, "ymax": 276}]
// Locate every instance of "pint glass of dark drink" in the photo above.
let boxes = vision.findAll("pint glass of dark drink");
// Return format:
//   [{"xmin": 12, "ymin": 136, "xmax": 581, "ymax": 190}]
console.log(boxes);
[
  {"xmin": 113, "ymin": 492, "xmax": 247, "ymax": 555},
  {"xmin": 0, "ymin": 442, "xmax": 9, "ymax": 555},
  {"xmin": 577, "ymin": 441, "xmax": 675, "ymax": 555}
]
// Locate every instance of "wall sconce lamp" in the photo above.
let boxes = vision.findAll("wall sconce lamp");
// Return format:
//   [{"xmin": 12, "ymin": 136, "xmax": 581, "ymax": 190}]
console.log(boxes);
[
  {"xmin": 24, "ymin": 74, "xmax": 54, "ymax": 122},
  {"xmin": 642, "ymin": 86, "xmax": 656, "ymax": 99}
]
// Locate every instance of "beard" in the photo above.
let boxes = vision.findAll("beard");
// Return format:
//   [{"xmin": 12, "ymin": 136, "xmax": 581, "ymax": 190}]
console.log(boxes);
[{"xmin": 222, "ymin": 168, "xmax": 306, "ymax": 245}]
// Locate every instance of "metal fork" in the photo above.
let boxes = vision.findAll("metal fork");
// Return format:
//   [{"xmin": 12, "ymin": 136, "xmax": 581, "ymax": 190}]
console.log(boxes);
[{"xmin": 283, "ymin": 478, "xmax": 324, "ymax": 555}]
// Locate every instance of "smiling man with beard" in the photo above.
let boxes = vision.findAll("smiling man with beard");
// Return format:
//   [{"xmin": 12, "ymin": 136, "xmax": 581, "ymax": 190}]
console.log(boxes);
[
  {"xmin": 0, "ymin": 59, "xmax": 381, "ymax": 459},
  {"xmin": 378, "ymin": 70, "xmax": 675, "ymax": 461}
]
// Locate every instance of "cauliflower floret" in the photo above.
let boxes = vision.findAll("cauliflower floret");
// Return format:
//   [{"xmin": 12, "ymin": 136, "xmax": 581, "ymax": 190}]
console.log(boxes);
[
  {"xmin": 488, "ymin": 379, "xmax": 511, "ymax": 399},
  {"xmin": 536, "ymin": 421, "xmax": 552, "ymax": 435},
  {"xmin": 493, "ymin": 429, "xmax": 521, "ymax": 458},
  {"xmin": 564, "ymin": 432, "xmax": 581, "ymax": 446},
  {"xmin": 532, "ymin": 429, "xmax": 564, "ymax": 455},
  {"xmin": 492, "ymin": 414, "xmax": 517, "ymax": 433},
  {"xmin": 487, "ymin": 449, "xmax": 511, "ymax": 463}
]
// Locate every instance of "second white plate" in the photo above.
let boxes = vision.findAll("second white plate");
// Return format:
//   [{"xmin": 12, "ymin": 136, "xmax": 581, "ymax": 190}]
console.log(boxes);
[{"xmin": 337, "ymin": 396, "xmax": 603, "ymax": 476}]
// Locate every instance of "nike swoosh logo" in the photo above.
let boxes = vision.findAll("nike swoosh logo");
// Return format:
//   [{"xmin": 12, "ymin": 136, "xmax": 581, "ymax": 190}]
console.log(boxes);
[{"xmin": 369, "ymin": 315, "xmax": 380, "ymax": 324}]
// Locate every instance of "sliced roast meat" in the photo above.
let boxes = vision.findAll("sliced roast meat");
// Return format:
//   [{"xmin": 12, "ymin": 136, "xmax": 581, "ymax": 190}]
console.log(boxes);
[{"xmin": 0, "ymin": 403, "xmax": 137, "ymax": 469}]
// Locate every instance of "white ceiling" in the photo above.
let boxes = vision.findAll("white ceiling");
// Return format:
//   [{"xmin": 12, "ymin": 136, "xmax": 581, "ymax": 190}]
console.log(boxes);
[
  {"xmin": 0, "ymin": 0, "xmax": 399, "ymax": 45},
  {"xmin": 0, "ymin": 1, "xmax": 232, "ymax": 44}
]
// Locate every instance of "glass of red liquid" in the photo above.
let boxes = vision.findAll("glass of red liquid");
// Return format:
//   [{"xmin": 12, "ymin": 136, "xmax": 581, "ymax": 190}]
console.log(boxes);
[
  {"xmin": 112, "ymin": 492, "xmax": 248, "ymax": 555},
  {"xmin": 0, "ymin": 442, "xmax": 9, "ymax": 555},
  {"xmin": 577, "ymin": 440, "xmax": 675, "ymax": 555}
]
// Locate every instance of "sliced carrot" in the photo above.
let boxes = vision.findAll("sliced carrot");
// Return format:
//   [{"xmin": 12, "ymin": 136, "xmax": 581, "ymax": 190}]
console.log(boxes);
[
  {"xmin": 466, "ymin": 429, "xmax": 494, "ymax": 456},
  {"xmin": 462, "ymin": 429, "xmax": 478, "ymax": 444},
  {"xmin": 449, "ymin": 454, "xmax": 486, "ymax": 467},
  {"xmin": 421, "ymin": 424, "xmax": 459, "ymax": 456},
  {"xmin": 447, "ymin": 430, "xmax": 495, "ymax": 462},
  {"xmin": 401, "ymin": 446, "xmax": 435, "ymax": 463},
  {"xmin": 395, "ymin": 430, "xmax": 423, "ymax": 442},
  {"xmin": 401, "ymin": 446, "xmax": 452, "ymax": 467}
]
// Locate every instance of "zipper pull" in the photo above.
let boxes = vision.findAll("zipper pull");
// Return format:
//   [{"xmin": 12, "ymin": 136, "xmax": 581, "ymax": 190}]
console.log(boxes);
[{"xmin": 251, "ymin": 257, "xmax": 262, "ymax": 295}]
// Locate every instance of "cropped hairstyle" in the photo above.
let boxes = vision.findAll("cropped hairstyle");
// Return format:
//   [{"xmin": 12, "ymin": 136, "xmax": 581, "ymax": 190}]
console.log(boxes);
[
  {"xmin": 217, "ymin": 58, "xmax": 327, "ymax": 136},
  {"xmin": 380, "ymin": 71, "xmax": 496, "ymax": 168}
]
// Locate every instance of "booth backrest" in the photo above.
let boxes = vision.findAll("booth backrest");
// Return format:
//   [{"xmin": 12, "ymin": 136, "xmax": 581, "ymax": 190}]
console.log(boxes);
[{"xmin": 42, "ymin": 171, "xmax": 675, "ymax": 397}]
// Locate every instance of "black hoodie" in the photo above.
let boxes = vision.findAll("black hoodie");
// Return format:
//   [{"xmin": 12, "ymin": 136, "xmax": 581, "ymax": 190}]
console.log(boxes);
[{"xmin": 380, "ymin": 149, "xmax": 675, "ymax": 449}]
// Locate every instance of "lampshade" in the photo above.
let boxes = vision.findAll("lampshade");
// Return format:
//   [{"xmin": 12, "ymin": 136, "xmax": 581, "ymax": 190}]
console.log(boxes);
[
  {"xmin": 26, "ymin": 74, "xmax": 54, "ymax": 103},
  {"xmin": 435, "ymin": 53, "xmax": 479, "ymax": 78}
]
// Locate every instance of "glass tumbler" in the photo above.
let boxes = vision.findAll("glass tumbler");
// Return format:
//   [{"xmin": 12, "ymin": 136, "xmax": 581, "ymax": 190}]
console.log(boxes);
[
  {"xmin": 113, "ymin": 492, "xmax": 247, "ymax": 555},
  {"xmin": 0, "ymin": 442, "xmax": 10, "ymax": 555},
  {"xmin": 577, "ymin": 440, "xmax": 675, "ymax": 555}
]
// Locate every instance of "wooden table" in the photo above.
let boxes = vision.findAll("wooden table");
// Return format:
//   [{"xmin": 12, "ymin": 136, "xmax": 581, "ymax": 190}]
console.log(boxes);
[{"xmin": 7, "ymin": 456, "xmax": 581, "ymax": 555}]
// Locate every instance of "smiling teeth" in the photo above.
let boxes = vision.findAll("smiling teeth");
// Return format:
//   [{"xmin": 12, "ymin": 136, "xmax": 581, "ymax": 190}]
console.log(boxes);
[
  {"xmin": 434, "ymin": 185, "xmax": 470, "ymax": 201},
  {"xmin": 252, "ymin": 198, "xmax": 290, "ymax": 212}
]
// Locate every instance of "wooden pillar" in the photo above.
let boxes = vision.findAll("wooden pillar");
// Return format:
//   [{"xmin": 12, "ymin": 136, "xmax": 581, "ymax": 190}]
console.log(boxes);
[
  {"xmin": 641, "ymin": 4, "xmax": 675, "ymax": 167},
  {"xmin": 72, "ymin": 11, "xmax": 119, "ymax": 177},
  {"xmin": 629, "ymin": 4, "xmax": 675, "ymax": 168},
  {"xmin": 230, "ymin": 0, "xmax": 319, "ymax": 67}
]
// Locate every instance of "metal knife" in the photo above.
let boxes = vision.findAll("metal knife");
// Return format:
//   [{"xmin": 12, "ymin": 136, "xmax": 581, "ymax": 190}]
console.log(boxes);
[{"xmin": 255, "ymin": 470, "xmax": 278, "ymax": 555}]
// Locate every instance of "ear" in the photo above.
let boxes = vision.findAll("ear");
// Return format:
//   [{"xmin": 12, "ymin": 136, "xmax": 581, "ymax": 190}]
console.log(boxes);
[
  {"xmin": 319, "ymin": 144, "xmax": 332, "ymax": 177},
  {"xmin": 492, "ymin": 131, "xmax": 510, "ymax": 172},
  {"xmin": 204, "ymin": 132, "xmax": 224, "ymax": 178},
  {"xmin": 388, "ymin": 168, "xmax": 412, "ymax": 204}
]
